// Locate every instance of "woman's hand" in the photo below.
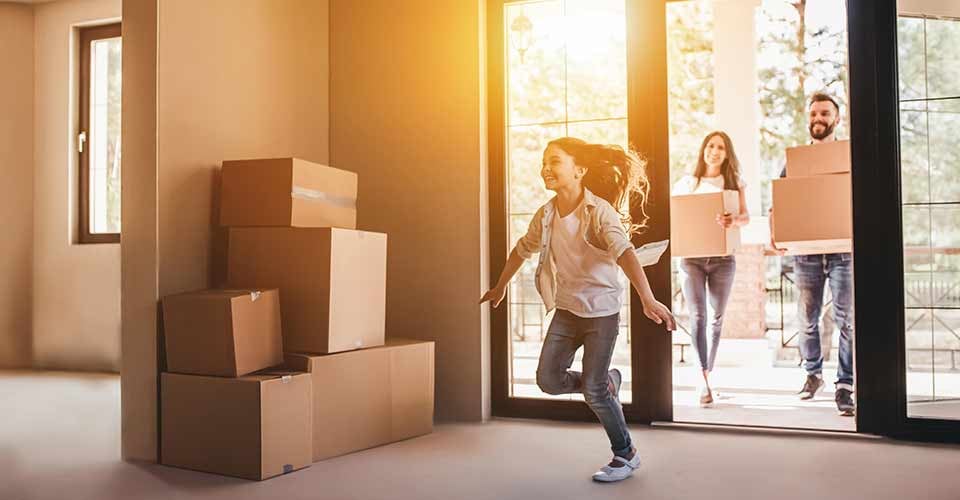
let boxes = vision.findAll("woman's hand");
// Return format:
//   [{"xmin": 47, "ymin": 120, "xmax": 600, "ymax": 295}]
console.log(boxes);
[
  {"xmin": 641, "ymin": 297, "xmax": 676, "ymax": 331},
  {"xmin": 716, "ymin": 212, "xmax": 735, "ymax": 228},
  {"xmin": 479, "ymin": 286, "xmax": 508, "ymax": 308},
  {"xmin": 769, "ymin": 238, "xmax": 787, "ymax": 256}
]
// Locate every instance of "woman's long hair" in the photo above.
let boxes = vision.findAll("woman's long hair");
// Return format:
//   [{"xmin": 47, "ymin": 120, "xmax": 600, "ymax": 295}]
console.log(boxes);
[
  {"xmin": 547, "ymin": 137, "xmax": 650, "ymax": 235},
  {"xmin": 693, "ymin": 131, "xmax": 741, "ymax": 191}
]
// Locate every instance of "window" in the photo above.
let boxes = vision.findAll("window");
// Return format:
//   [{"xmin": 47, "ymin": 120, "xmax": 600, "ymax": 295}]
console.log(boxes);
[
  {"xmin": 79, "ymin": 23, "xmax": 122, "ymax": 244},
  {"xmin": 503, "ymin": 0, "xmax": 632, "ymax": 402},
  {"xmin": 897, "ymin": 15, "xmax": 960, "ymax": 419}
]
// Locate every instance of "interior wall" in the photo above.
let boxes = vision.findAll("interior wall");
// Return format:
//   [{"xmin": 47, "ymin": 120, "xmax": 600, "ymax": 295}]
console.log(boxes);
[
  {"xmin": 122, "ymin": 0, "xmax": 330, "ymax": 462},
  {"xmin": 32, "ymin": 0, "xmax": 122, "ymax": 372},
  {"xmin": 120, "ymin": 0, "xmax": 158, "ymax": 463},
  {"xmin": 0, "ymin": 3, "xmax": 35, "ymax": 369},
  {"xmin": 329, "ymin": 0, "xmax": 490, "ymax": 422}
]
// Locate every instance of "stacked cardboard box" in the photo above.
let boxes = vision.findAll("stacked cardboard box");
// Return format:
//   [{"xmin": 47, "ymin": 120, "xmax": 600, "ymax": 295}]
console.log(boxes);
[
  {"xmin": 670, "ymin": 190, "xmax": 741, "ymax": 258},
  {"xmin": 160, "ymin": 158, "xmax": 435, "ymax": 480},
  {"xmin": 160, "ymin": 289, "xmax": 312, "ymax": 480},
  {"xmin": 773, "ymin": 140, "xmax": 852, "ymax": 255}
]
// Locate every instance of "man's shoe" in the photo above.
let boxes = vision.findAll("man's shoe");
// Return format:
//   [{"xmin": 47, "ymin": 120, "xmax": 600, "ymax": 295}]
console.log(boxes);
[
  {"xmin": 836, "ymin": 387, "xmax": 855, "ymax": 416},
  {"xmin": 798, "ymin": 374, "xmax": 824, "ymax": 400}
]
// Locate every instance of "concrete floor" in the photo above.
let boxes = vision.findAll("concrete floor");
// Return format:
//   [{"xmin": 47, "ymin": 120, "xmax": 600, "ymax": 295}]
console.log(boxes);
[{"xmin": 2, "ymin": 370, "xmax": 959, "ymax": 500}]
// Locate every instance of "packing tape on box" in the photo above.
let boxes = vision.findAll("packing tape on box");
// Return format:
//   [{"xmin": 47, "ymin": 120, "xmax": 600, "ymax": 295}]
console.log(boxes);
[
  {"xmin": 291, "ymin": 186, "xmax": 357, "ymax": 209},
  {"xmin": 281, "ymin": 375, "xmax": 292, "ymax": 384},
  {"xmin": 250, "ymin": 291, "xmax": 261, "ymax": 302}
]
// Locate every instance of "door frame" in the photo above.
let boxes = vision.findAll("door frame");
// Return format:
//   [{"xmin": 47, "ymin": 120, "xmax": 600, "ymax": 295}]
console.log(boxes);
[
  {"xmin": 848, "ymin": 0, "xmax": 960, "ymax": 443},
  {"xmin": 486, "ymin": 0, "xmax": 670, "ymax": 423},
  {"xmin": 488, "ymin": 0, "xmax": 960, "ymax": 443}
]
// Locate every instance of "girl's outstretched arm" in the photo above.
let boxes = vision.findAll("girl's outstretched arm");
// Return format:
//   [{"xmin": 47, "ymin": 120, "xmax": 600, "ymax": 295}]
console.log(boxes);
[
  {"xmin": 480, "ymin": 206, "xmax": 544, "ymax": 308},
  {"xmin": 479, "ymin": 247, "xmax": 526, "ymax": 308},
  {"xmin": 617, "ymin": 249, "xmax": 677, "ymax": 331}
]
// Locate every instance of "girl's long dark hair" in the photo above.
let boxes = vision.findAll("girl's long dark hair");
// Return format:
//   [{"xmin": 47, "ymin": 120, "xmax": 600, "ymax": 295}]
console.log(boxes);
[
  {"xmin": 547, "ymin": 137, "xmax": 650, "ymax": 235},
  {"xmin": 693, "ymin": 131, "xmax": 741, "ymax": 191}
]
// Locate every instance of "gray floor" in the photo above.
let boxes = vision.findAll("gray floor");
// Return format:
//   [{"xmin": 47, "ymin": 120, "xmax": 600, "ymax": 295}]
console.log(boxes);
[{"xmin": 2, "ymin": 370, "xmax": 959, "ymax": 500}]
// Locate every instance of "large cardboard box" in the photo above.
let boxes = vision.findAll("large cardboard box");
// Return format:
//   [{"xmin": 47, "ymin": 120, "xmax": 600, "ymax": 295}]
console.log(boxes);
[
  {"xmin": 772, "ymin": 173, "xmax": 852, "ymax": 255},
  {"xmin": 284, "ymin": 339, "xmax": 434, "ymax": 462},
  {"xmin": 670, "ymin": 190, "xmax": 741, "ymax": 258},
  {"xmin": 161, "ymin": 289, "xmax": 283, "ymax": 377},
  {"xmin": 227, "ymin": 227, "xmax": 387, "ymax": 354},
  {"xmin": 220, "ymin": 158, "xmax": 358, "ymax": 228},
  {"xmin": 161, "ymin": 371, "xmax": 312, "ymax": 480},
  {"xmin": 786, "ymin": 140, "xmax": 851, "ymax": 177}
]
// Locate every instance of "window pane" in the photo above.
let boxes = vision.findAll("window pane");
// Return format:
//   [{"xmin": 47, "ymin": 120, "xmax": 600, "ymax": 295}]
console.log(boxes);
[
  {"xmin": 905, "ymin": 308, "xmax": 935, "ymax": 410},
  {"xmin": 89, "ymin": 36, "xmax": 122, "ymax": 234},
  {"xmin": 897, "ymin": 17, "xmax": 926, "ymax": 101},
  {"xmin": 928, "ymin": 109, "xmax": 960, "ymax": 203},
  {"xmin": 903, "ymin": 205, "xmax": 932, "ymax": 308},
  {"xmin": 564, "ymin": 0, "xmax": 627, "ymax": 122},
  {"xmin": 566, "ymin": 119, "xmax": 627, "ymax": 147},
  {"xmin": 507, "ymin": 2, "xmax": 565, "ymax": 126},
  {"xmin": 925, "ymin": 18, "xmax": 960, "ymax": 100},
  {"xmin": 898, "ymin": 110, "xmax": 929, "ymax": 205},
  {"xmin": 898, "ymin": 13, "xmax": 960, "ymax": 421}
]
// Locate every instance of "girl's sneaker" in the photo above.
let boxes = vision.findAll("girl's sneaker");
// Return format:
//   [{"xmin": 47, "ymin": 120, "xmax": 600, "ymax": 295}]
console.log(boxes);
[{"xmin": 592, "ymin": 452, "xmax": 642, "ymax": 483}]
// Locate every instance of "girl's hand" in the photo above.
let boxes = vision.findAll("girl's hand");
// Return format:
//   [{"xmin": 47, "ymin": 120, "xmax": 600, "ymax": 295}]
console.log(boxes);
[
  {"xmin": 716, "ymin": 212, "xmax": 735, "ymax": 228},
  {"xmin": 641, "ymin": 298, "xmax": 676, "ymax": 331},
  {"xmin": 479, "ymin": 286, "xmax": 508, "ymax": 308}
]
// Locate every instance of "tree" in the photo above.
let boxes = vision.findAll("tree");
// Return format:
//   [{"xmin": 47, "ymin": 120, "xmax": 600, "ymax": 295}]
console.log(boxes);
[{"xmin": 756, "ymin": 0, "xmax": 849, "ymax": 210}]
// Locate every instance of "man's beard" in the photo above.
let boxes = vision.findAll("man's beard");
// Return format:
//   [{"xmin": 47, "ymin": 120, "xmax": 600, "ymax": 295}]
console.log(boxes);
[{"xmin": 809, "ymin": 120, "xmax": 836, "ymax": 140}]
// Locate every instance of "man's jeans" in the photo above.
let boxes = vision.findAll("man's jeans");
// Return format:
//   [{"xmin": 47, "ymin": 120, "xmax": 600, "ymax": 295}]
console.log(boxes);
[
  {"xmin": 679, "ymin": 256, "xmax": 737, "ymax": 372},
  {"xmin": 794, "ymin": 253, "xmax": 855, "ymax": 388},
  {"xmin": 537, "ymin": 310, "xmax": 632, "ymax": 457}
]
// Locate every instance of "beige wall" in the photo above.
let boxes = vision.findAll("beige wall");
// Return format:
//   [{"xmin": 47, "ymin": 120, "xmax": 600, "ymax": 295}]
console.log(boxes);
[
  {"xmin": 0, "ymin": 4, "xmax": 35, "ymax": 369},
  {"xmin": 122, "ymin": 0, "xmax": 330, "ymax": 462},
  {"xmin": 32, "ymin": 0, "xmax": 122, "ymax": 372},
  {"xmin": 330, "ymin": 0, "xmax": 490, "ymax": 422},
  {"xmin": 120, "ymin": 0, "xmax": 158, "ymax": 463}
]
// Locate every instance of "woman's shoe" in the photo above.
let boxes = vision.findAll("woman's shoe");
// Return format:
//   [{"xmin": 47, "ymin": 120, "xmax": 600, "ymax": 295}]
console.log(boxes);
[{"xmin": 699, "ymin": 386, "xmax": 714, "ymax": 408}]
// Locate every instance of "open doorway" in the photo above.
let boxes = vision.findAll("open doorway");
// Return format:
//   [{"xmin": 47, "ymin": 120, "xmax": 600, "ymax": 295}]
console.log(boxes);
[{"xmin": 666, "ymin": 0, "xmax": 856, "ymax": 431}]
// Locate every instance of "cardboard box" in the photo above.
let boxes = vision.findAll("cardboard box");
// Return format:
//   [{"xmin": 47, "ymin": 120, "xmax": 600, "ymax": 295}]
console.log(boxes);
[
  {"xmin": 670, "ymin": 190, "xmax": 741, "ymax": 258},
  {"xmin": 284, "ymin": 338, "xmax": 434, "ymax": 462},
  {"xmin": 161, "ymin": 371, "xmax": 312, "ymax": 480},
  {"xmin": 772, "ymin": 174, "xmax": 852, "ymax": 255},
  {"xmin": 786, "ymin": 140, "xmax": 851, "ymax": 177},
  {"xmin": 220, "ymin": 158, "xmax": 358, "ymax": 228},
  {"xmin": 161, "ymin": 289, "xmax": 283, "ymax": 377},
  {"xmin": 227, "ymin": 227, "xmax": 387, "ymax": 354}
]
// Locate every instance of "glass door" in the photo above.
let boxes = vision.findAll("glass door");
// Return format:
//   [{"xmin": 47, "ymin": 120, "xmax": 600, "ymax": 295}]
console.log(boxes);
[
  {"xmin": 488, "ymin": 0, "xmax": 672, "ymax": 421},
  {"xmin": 897, "ymin": 4, "xmax": 960, "ymax": 424}
]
